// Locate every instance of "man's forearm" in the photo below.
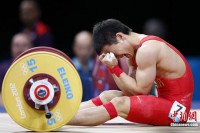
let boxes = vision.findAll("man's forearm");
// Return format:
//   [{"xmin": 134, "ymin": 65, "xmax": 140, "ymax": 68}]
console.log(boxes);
[
  {"xmin": 111, "ymin": 72, "xmax": 140, "ymax": 95},
  {"xmin": 111, "ymin": 73, "xmax": 130, "ymax": 95}
]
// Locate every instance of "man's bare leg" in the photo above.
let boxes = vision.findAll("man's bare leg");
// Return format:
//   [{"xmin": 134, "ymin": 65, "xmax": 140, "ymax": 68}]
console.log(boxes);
[
  {"xmin": 68, "ymin": 96, "xmax": 130, "ymax": 126},
  {"xmin": 79, "ymin": 90, "xmax": 123, "ymax": 110}
]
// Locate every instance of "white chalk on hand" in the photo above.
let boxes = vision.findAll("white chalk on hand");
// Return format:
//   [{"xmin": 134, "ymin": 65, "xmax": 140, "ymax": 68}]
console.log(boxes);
[
  {"xmin": 110, "ymin": 52, "xmax": 115, "ymax": 58},
  {"xmin": 103, "ymin": 53, "xmax": 110, "ymax": 62}
]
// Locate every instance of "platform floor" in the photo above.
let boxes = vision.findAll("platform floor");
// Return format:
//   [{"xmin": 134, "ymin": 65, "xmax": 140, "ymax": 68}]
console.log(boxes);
[{"xmin": 0, "ymin": 112, "xmax": 200, "ymax": 133}]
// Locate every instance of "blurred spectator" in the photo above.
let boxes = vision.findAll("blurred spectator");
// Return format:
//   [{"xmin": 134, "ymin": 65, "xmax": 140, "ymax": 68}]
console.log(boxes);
[
  {"xmin": 143, "ymin": 18, "xmax": 168, "ymax": 40},
  {"xmin": 72, "ymin": 31, "xmax": 94, "ymax": 102},
  {"xmin": 19, "ymin": 0, "xmax": 54, "ymax": 47},
  {"xmin": 0, "ymin": 33, "xmax": 32, "ymax": 108}
]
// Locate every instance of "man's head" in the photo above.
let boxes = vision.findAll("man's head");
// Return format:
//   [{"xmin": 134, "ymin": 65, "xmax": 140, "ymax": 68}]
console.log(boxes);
[
  {"xmin": 11, "ymin": 33, "xmax": 32, "ymax": 59},
  {"xmin": 20, "ymin": 0, "xmax": 40, "ymax": 27},
  {"xmin": 73, "ymin": 31, "xmax": 94, "ymax": 64},
  {"xmin": 93, "ymin": 19, "xmax": 133, "ymax": 58}
]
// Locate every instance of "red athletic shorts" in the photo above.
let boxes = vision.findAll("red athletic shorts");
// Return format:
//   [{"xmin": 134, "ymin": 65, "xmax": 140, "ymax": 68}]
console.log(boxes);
[{"xmin": 126, "ymin": 95, "xmax": 175, "ymax": 125}]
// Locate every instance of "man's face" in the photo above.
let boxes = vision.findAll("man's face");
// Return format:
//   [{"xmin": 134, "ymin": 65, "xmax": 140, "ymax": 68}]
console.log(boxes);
[
  {"xmin": 11, "ymin": 34, "xmax": 32, "ymax": 59},
  {"xmin": 73, "ymin": 32, "xmax": 94, "ymax": 63},
  {"xmin": 101, "ymin": 34, "xmax": 134, "ymax": 59},
  {"xmin": 20, "ymin": 1, "xmax": 39, "ymax": 26}
]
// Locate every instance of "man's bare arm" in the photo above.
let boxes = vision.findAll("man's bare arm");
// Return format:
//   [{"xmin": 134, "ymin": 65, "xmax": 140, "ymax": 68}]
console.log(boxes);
[
  {"xmin": 111, "ymin": 46, "xmax": 158, "ymax": 95},
  {"xmin": 110, "ymin": 58, "xmax": 136, "ymax": 95}
]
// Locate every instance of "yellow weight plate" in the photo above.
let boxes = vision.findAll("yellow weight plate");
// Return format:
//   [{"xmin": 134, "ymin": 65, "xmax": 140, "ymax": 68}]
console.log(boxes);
[{"xmin": 2, "ymin": 51, "xmax": 82, "ymax": 131}]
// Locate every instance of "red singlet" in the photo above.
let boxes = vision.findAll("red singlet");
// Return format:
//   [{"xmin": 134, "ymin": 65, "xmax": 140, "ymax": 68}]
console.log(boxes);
[{"xmin": 126, "ymin": 36, "xmax": 194, "ymax": 125}]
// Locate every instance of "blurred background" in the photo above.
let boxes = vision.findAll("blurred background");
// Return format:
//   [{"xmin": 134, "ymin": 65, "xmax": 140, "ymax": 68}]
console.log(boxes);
[{"xmin": 0, "ymin": 0, "xmax": 199, "ymax": 112}]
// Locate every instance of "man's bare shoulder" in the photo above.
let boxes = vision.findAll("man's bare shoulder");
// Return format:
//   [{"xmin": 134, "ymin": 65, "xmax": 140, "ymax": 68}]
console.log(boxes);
[{"xmin": 136, "ymin": 40, "xmax": 161, "ymax": 67}]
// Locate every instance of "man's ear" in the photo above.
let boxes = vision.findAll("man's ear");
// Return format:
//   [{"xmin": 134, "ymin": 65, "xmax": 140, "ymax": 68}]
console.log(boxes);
[{"xmin": 116, "ymin": 32, "xmax": 125, "ymax": 43}]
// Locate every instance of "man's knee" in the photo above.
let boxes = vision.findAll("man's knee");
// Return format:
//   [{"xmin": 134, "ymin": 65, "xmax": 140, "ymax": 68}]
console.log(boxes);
[
  {"xmin": 99, "ymin": 91, "xmax": 111, "ymax": 103},
  {"xmin": 110, "ymin": 97, "xmax": 130, "ymax": 118},
  {"xmin": 99, "ymin": 90, "xmax": 123, "ymax": 104}
]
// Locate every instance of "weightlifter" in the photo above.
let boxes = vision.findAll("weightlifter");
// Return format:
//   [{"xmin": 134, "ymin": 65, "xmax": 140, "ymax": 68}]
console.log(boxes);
[{"xmin": 67, "ymin": 19, "xmax": 194, "ymax": 126}]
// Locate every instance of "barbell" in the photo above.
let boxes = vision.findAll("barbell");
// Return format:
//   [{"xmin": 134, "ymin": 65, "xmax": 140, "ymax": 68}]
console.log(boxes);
[{"xmin": 2, "ymin": 47, "xmax": 82, "ymax": 131}]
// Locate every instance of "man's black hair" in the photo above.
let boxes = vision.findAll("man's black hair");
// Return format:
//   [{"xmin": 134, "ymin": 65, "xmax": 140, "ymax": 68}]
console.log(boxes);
[{"xmin": 93, "ymin": 19, "xmax": 132, "ymax": 55}]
